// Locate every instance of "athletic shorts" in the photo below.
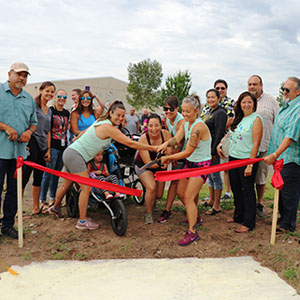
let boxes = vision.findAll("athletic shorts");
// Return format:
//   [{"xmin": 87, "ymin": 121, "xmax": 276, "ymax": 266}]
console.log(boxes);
[
  {"xmin": 63, "ymin": 147, "xmax": 87, "ymax": 173},
  {"xmin": 184, "ymin": 159, "xmax": 211, "ymax": 183}
]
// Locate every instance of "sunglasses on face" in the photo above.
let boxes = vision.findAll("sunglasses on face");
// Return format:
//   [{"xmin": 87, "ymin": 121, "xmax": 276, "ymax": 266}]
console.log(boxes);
[
  {"xmin": 216, "ymin": 87, "xmax": 226, "ymax": 90},
  {"xmin": 57, "ymin": 95, "xmax": 67, "ymax": 99},
  {"xmin": 163, "ymin": 106, "xmax": 175, "ymax": 112},
  {"xmin": 80, "ymin": 96, "xmax": 92, "ymax": 101},
  {"xmin": 281, "ymin": 87, "xmax": 290, "ymax": 93}
]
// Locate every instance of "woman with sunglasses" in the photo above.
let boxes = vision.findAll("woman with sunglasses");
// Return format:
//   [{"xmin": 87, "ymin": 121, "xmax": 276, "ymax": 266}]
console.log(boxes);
[
  {"xmin": 70, "ymin": 90, "xmax": 105, "ymax": 139},
  {"xmin": 135, "ymin": 113, "xmax": 172, "ymax": 224},
  {"xmin": 158, "ymin": 95, "xmax": 212, "ymax": 246},
  {"xmin": 157, "ymin": 96, "xmax": 184, "ymax": 223},
  {"xmin": 39, "ymin": 89, "xmax": 70, "ymax": 209},
  {"xmin": 48, "ymin": 101, "xmax": 159, "ymax": 230},
  {"xmin": 22, "ymin": 81, "xmax": 55, "ymax": 215}
]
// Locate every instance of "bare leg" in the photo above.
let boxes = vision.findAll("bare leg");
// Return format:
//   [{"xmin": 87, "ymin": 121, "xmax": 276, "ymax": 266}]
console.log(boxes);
[
  {"xmin": 212, "ymin": 189, "xmax": 222, "ymax": 211},
  {"xmin": 224, "ymin": 170, "xmax": 231, "ymax": 193},
  {"xmin": 32, "ymin": 186, "xmax": 41, "ymax": 214},
  {"xmin": 208, "ymin": 186, "xmax": 214, "ymax": 205},
  {"xmin": 54, "ymin": 177, "xmax": 73, "ymax": 208},
  {"xmin": 165, "ymin": 180, "xmax": 178, "ymax": 211},
  {"xmin": 256, "ymin": 184, "xmax": 266, "ymax": 205},
  {"xmin": 177, "ymin": 178, "xmax": 188, "ymax": 206},
  {"xmin": 139, "ymin": 171, "xmax": 157, "ymax": 214}
]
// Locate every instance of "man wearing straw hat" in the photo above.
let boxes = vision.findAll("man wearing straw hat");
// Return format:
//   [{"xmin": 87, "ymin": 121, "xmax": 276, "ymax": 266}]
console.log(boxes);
[
  {"xmin": 0, "ymin": 62, "xmax": 37, "ymax": 239},
  {"xmin": 265, "ymin": 76, "xmax": 300, "ymax": 233}
]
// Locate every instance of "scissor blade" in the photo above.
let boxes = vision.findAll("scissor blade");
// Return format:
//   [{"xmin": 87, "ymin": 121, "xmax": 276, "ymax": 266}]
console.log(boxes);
[{"xmin": 140, "ymin": 160, "xmax": 158, "ymax": 171}]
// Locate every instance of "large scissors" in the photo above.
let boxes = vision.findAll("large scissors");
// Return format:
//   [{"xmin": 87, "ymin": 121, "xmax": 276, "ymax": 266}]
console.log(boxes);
[{"xmin": 140, "ymin": 152, "xmax": 163, "ymax": 171}]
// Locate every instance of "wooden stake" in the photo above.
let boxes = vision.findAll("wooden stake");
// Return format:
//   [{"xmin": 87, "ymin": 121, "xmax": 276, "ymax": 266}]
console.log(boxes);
[
  {"xmin": 270, "ymin": 188, "xmax": 280, "ymax": 245},
  {"xmin": 17, "ymin": 167, "xmax": 23, "ymax": 248}
]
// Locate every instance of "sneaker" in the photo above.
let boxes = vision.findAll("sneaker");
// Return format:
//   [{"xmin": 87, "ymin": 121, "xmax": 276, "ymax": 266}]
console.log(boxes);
[
  {"xmin": 256, "ymin": 203, "xmax": 265, "ymax": 217},
  {"xmin": 144, "ymin": 214, "xmax": 153, "ymax": 225},
  {"xmin": 180, "ymin": 216, "xmax": 203, "ymax": 225},
  {"xmin": 178, "ymin": 230, "xmax": 200, "ymax": 246},
  {"xmin": 221, "ymin": 194, "xmax": 231, "ymax": 201},
  {"xmin": 75, "ymin": 219, "xmax": 99, "ymax": 230},
  {"xmin": 158, "ymin": 210, "xmax": 172, "ymax": 223},
  {"xmin": 1, "ymin": 226, "xmax": 18, "ymax": 239},
  {"xmin": 105, "ymin": 193, "xmax": 113, "ymax": 200},
  {"xmin": 48, "ymin": 205, "xmax": 64, "ymax": 218}
]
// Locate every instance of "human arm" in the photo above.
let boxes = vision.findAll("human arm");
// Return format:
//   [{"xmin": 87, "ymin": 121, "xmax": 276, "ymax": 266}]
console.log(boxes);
[
  {"xmin": 92, "ymin": 93, "xmax": 105, "ymax": 116},
  {"xmin": 96, "ymin": 124, "xmax": 158, "ymax": 152},
  {"xmin": 70, "ymin": 111, "xmax": 80, "ymax": 135},
  {"xmin": 244, "ymin": 116, "xmax": 263, "ymax": 176},
  {"xmin": 264, "ymin": 137, "xmax": 294, "ymax": 165},
  {"xmin": 0, "ymin": 122, "xmax": 18, "ymax": 141},
  {"xmin": 44, "ymin": 132, "xmax": 51, "ymax": 162}
]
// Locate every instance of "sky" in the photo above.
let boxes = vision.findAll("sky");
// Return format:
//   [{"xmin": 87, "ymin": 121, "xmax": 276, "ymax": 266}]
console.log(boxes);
[{"xmin": 1, "ymin": 0, "xmax": 300, "ymax": 102}]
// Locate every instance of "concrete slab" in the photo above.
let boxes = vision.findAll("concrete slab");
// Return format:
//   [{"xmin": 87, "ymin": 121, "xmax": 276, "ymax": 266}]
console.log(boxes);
[{"xmin": 0, "ymin": 257, "xmax": 299, "ymax": 300}]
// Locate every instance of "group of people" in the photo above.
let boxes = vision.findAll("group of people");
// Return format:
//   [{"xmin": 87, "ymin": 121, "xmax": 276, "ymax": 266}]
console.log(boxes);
[{"xmin": 0, "ymin": 62, "xmax": 299, "ymax": 247}]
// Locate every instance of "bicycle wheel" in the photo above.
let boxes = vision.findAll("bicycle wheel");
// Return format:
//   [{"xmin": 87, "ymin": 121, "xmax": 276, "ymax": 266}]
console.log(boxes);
[
  {"xmin": 110, "ymin": 199, "xmax": 128, "ymax": 236},
  {"xmin": 131, "ymin": 179, "xmax": 145, "ymax": 205},
  {"xmin": 66, "ymin": 186, "xmax": 79, "ymax": 218}
]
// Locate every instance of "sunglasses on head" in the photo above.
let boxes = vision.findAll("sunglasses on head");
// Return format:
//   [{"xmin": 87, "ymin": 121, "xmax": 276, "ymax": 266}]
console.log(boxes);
[
  {"xmin": 81, "ymin": 96, "xmax": 92, "ymax": 101},
  {"xmin": 163, "ymin": 106, "xmax": 175, "ymax": 112},
  {"xmin": 216, "ymin": 87, "xmax": 226, "ymax": 90},
  {"xmin": 281, "ymin": 87, "xmax": 290, "ymax": 93},
  {"xmin": 57, "ymin": 95, "xmax": 67, "ymax": 99}
]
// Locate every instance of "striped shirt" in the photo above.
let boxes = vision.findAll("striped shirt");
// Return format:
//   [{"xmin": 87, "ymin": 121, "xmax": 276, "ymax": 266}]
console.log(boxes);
[
  {"xmin": 256, "ymin": 92, "xmax": 280, "ymax": 152},
  {"xmin": 268, "ymin": 95, "xmax": 300, "ymax": 165}
]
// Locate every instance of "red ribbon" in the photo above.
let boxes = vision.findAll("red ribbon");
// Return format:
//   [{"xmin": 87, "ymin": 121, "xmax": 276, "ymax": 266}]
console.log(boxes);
[
  {"xmin": 15, "ymin": 156, "xmax": 142, "ymax": 197},
  {"xmin": 155, "ymin": 158, "xmax": 264, "ymax": 182},
  {"xmin": 271, "ymin": 159, "xmax": 284, "ymax": 190}
]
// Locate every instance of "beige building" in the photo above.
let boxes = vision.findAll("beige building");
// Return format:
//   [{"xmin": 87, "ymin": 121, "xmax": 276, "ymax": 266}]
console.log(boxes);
[{"xmin": 25, "ymin": 76, "xmax": 133, "ymax": 111}]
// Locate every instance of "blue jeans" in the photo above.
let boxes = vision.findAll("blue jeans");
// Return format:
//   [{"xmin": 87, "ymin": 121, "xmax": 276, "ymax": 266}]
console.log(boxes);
[
  {"xmin": 208, "ymin": 156, "xmax": 223, "ymax": 190},
  {"xmin": 279, "ymin": 163, "xmax": 300, "ymax": 231},
  {"xmin": 40, "ymin": 148, "xmax": 64, "ymax": 202},
  {"xmin": 0, "ymin": 159, "xmax": 17, "ymax": 228}
]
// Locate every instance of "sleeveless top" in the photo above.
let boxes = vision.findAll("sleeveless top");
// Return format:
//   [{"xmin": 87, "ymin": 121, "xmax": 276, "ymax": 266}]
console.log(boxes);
[
  {"xmin": 184, "ymin": 118, "xmax": 211, "ymax": 163},
  {"xmin": 69, "ymin": 119, "xmax": 112, "ymax": 162},
  {"xmin": 166, "ymin": 112, "xmax": 184, "ymax": 137},
  {"xmin": 78, "ymin": 113, "xmax": 96, "ymax": 131},
  {"xmin": 229, "ymin": 112, "xmax": 263, "ymax": 159},
  {"xmin": 135, "ymin": 132, "xmax": 165, "ymax": 168}
]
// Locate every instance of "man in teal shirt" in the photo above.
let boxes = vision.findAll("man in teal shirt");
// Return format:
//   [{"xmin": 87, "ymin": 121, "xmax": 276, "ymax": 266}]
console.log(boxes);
[
  {"xmin": 265, "ymin": 76, "xmax": 300, "ymax": 232},
  {"xmin": 0, "ymin": 62, "xmax": 37, "ymax": 239}
]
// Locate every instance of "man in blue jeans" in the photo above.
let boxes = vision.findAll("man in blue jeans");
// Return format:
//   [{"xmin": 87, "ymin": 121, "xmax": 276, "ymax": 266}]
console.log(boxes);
[
  {"xmin": 265, "ymin": 76, "xmax": 300, "ymax": 232},
  {"xmin": 0, "ymin": 62, "xmax": 37, "ymax": 239}
]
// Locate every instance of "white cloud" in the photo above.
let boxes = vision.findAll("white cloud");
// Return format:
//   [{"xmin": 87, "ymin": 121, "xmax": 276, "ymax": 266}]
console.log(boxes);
[{"xmin": 0, "ymin": 0, "xmax": 299, "ymax": 101}]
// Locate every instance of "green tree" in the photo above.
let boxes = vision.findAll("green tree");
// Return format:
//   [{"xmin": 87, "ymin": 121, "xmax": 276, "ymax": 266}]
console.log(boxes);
[
  {"xmin": 160, "ymin": 70, "xmax": 192, "ymax": 107},
  {"xmin": 277, "ymin": 82, "xmax": 284, "ymax": 107},
  {"xmin": 126, "ymin": 58, "xmax": 163, "ymax": 109}
]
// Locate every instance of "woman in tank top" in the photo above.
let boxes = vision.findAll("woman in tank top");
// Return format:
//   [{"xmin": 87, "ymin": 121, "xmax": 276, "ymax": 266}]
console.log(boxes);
[
  {"xmin": 49, "ymin": 101, "xmax": 159, "ymax": 231},
  {"xmin": 70, "ymin": 89, "xmax": 105, "ymax": 138},
  {"xmin": 158, "ymin": 95, "xmax": 212, "ymax": 246},
  {"xmin": 217, "ymin": 91, "xmax": 263, "ymax": 233},
  {"xmin": 135, "ymin": 113, "xmax": 172, "ymax": 225},
  {"xmin": 158, "ymin": 96, "xmax": 185, "ymax": 224}
]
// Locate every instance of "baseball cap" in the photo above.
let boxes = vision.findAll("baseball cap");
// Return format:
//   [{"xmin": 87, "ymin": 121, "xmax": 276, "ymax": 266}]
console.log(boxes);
[{"xmin": 9, "ymin": 62, "xmax": 31, "ymax": 75}]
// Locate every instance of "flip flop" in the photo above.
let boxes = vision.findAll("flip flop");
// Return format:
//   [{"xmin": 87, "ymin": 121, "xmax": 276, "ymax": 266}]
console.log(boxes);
[
  {"xmin": 276, "ymin": 227, "xmax": 289, "ymax": 234},
  {"xmin": 234, "ymin": 225, "xmax": 252, "ymax": 233},
  {"xmin": 205, "ymin": 208, "xmax": 221, "ymax": 215},
  {"xmin": 203, "ymin": 202, "xmax": 213, "ymax": 208}
]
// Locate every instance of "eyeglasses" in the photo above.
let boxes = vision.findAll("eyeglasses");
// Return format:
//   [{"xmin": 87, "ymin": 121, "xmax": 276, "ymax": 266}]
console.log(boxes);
[
  {"xmin": 57, "ymin": 95, "xmax": 67, "ymax": 99},
  {"xmin": 281, "ymin": 87, "xmax": 290, "ymax": 93},
  {"xmin": 80, "ymin": 96, "xmax": 92, "ymax": 101},
  {"xmin": 163, "ymin": 106, "xmax": 175, "ymax": 112},
  {"xmin": 215, "ymin": 87, "xmax": 226, "ymax": 90}
]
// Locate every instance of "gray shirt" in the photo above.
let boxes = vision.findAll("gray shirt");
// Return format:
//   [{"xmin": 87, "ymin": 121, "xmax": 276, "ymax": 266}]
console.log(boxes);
[{"xmin": 125, "ymin": 114, "xmax": 139, "ymax": 134}]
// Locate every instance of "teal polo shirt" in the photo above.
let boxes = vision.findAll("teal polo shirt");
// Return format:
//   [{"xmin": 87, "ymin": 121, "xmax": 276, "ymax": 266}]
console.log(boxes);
[
  {"xmin": 268, "ymin": 95, "xmax": 300, "ymax": 165},
  {"xmin": 0, "ymin": 81, "xmax": 37, "ymax": 159}
]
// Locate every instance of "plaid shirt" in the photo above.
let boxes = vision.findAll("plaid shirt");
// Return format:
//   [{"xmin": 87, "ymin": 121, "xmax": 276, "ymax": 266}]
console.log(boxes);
[{"xmin": 200, "ymin": 96, "xmax": 235, "ymax": 119}]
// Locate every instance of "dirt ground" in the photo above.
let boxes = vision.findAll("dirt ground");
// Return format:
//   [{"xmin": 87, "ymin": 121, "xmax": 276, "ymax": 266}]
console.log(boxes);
[{"xmin": 1, "ymin": 181, "xmax": 300, "ymax": 293}]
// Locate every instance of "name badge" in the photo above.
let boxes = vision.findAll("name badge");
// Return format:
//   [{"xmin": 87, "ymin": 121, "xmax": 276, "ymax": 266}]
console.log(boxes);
[{"xmin": 61, "ymin": 139, "xmax": 65, "ymax": 147}]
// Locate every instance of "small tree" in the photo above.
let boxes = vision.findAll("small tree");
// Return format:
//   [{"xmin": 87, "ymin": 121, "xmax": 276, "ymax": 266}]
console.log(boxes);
[
  {"xmin": 160, "ymin": 70, "xmax": 192, "ymax": 107},
  {"xmin": 126, "ymin": 58, "xmax": 163, "ymax": 110},
  {"xmin": 277, "ymin": 82, "xmax": 284, "ymax": 107}
]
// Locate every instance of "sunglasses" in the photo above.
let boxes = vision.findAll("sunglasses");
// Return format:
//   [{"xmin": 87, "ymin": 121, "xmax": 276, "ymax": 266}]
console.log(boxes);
[
  {"xmin": 215, "ymin": 87, "xmax": 226, "ymax": 90},
  {"xmin": 80, "ymin": 96, "xmax": 92, "ymax": 101},
  {"xmin": 163, "ymin": 106, "xmax": 175, "ymax": 112},
  {"xmin": 57, "ymin": 95, "xmax": 67, "ymax": 99},
  {"xmin": 281, "ymin": 87, "xmax": 290, "ymax": 93}
]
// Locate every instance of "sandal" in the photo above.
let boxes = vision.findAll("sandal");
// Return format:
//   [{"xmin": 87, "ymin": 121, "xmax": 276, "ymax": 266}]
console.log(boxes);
[
  {"xmin": 203, "ymin": 202, "xmax": 213, "ymax": 208},
  {"xmin": 105, "ymin": 193, "xmax": 113, "ymax": 200},
  {"xmin": 205, "ymin": 208, "xmax": 221, "ymax": 215},
  {"xmin": 276, "ymin": 227, "xmax": 289, "ymax": 234},
  {"xmin": 234, "ymin": 225, "xmax": 251, "ymax": 233}
]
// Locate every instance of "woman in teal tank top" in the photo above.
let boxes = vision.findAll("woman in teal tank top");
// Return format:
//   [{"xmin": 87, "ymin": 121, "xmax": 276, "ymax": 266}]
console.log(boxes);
[
  {"xmin": 217, "ymin": 91, "xmax": 263, "ymax": 233},
  {"xmin": 49, "ymin": 101, "xmax": 159, "ymax": 231},
  {"xmin": 158, "ymin": 95, "xmax": 212, "ymax": 246},
  {"xmin": 158, "ymin": 96, "xmax": 185, "ymax": 224}
]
